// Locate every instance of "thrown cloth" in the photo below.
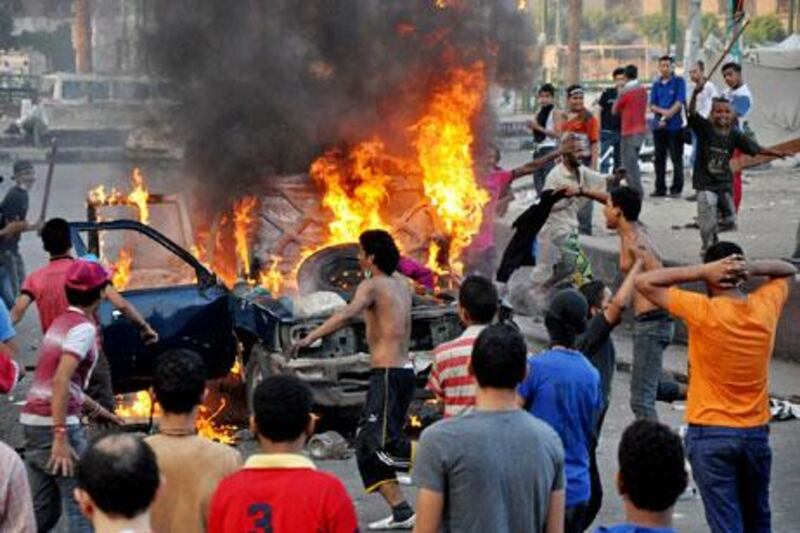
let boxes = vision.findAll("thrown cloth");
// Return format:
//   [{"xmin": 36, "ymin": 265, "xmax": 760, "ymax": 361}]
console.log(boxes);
[{"xmin": 496, "ymin": 189, "xmax": 567, "ymax": 283}]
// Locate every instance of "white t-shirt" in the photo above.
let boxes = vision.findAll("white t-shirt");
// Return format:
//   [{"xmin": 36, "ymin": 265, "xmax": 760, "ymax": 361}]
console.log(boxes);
[{"xmin": 690, "ymin": 80, "xmax": 719, "ymax": 119}]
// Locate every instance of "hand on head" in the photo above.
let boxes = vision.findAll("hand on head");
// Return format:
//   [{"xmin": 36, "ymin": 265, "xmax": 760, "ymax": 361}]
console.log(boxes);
[{"xmin": 703, "ymin": 254, "xmax": 748, "ymax": 288}]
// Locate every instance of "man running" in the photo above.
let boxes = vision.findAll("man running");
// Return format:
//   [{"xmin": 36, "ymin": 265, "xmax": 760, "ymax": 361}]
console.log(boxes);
[{"xmin": 292, "ymin": 229, "xmax": 415, "ymax": 530}]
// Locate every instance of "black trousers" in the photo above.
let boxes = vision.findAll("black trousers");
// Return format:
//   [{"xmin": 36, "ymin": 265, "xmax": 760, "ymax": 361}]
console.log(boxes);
[
  {"xmin": 355, "ymin": 368, "xmax": 416, "ymax": 492},
  {"xmin": 653, "ymin": 128, "xmax": 684, "ymax": 194}
]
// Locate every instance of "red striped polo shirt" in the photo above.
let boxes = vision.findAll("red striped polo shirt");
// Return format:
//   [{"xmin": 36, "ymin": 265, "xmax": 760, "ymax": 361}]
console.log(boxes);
[{"xmin": 427, "ymin": 325, "xmax": 486, "ymax": 418}]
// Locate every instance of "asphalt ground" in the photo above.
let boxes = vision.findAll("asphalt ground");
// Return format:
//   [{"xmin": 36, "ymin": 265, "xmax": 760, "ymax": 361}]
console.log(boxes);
[{"xmin": 0, "ymin": 160, "xmax": 798, "ymax": 531}]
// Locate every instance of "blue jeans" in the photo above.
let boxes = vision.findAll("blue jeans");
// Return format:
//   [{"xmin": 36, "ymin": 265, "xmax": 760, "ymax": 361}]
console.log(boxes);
[
  {"xmin": 630, "ymin": 312, "xmax": 674, "ymax": 420},
  {"xmin": 24, "ymin": 424, "xmax": 92, "ymax": 533},
  {"xmin": 600, "ymin": 129, "xmax": 620, "ymax": 173},
  {"xmin": 0, "ymin": 250, "xmax": 24, "ymax": 309},
  {"xmin": 686, "ymin": 425, "xmax": 772, "ymax": 533}
]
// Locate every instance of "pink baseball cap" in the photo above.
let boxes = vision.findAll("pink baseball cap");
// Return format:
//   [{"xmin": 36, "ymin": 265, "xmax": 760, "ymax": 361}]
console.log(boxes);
[{"xmin": 65, "ymin": 259, "xmax": 112, "ymax": 291}]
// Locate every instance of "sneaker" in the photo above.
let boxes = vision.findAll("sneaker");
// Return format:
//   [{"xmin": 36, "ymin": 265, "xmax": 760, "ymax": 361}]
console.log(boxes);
[{"xmin": 368, "ymin": 514, "xmax": 416, "ymax": 530}]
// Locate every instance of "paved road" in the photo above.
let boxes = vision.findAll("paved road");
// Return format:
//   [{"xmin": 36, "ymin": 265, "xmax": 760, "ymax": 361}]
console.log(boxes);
[{"xmin": 1, "ymin": 160, "xmax": 799, "ymax": 531}]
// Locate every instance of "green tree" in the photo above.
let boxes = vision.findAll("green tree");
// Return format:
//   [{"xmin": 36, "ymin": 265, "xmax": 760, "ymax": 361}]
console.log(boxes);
[
  {"xmin": 581, "ymin": 7, "xmax": 628, "ymax": 43},
  {"xmin": 745, "ymin": 14, "xmax": 787, "ymax": 46},
  {"xmin": 700, "ymin": 13, "xmax": 722, "ymax": 42},
  {"xmin": 637, "ymin": 13, "xmax": 686, "ymax": 52}
]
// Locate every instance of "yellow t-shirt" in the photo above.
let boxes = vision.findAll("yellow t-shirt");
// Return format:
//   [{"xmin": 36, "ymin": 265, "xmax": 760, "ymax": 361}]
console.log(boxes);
[
  {"xmin": 145, "ymin": 434, "xmax": 242, "ymax": 532},
  {"xmin": 667, "ymin": 279, "xmax": 790, "ymax": 427}
]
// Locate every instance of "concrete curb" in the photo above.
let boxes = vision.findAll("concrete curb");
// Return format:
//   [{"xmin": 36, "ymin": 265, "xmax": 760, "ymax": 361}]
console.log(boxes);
[
  {"xmin": 516, "ymin": 314, "xmax": 800, "ymax": 403},
  {"xmin": 578, "ymin": 235, "xmax": 800, "ymax": 365}
]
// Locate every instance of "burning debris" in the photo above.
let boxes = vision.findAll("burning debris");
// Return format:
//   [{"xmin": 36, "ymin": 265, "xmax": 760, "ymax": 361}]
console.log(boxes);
[{"xmin": 114, "ymin": 389, "xmax": 237, "ymax": 445}]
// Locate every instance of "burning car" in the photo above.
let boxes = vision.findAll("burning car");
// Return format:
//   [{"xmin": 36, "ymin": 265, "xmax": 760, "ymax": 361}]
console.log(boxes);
[{"xmin": 71, "ymin": 214, "xmax": 461, "ymax": 413}]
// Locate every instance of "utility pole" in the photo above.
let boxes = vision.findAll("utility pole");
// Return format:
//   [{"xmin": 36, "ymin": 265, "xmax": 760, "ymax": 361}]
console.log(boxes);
[
  {"xmin": 669, "ymin": 0, "xmax": 678, "ymax": 57},
  {"xmin": 72, "ymin": 0, "xmax": 92, "ymax": 73},
  {"xmin": 684, "ymin": 0, "xmax": 702, "ymax": 66},
  {"xmin": 790, "ymin": 0, "xmax": 796, "ymax": 34},
  {"xmin": 566, "ymin": 0, "xmax": 581, "ymax": 85}
]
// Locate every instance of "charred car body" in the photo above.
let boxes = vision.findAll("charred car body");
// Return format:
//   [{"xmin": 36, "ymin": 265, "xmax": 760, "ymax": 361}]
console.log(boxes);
[{"xmin": 69, "ymin": 219, "xmax": 461, "ymax": 409}]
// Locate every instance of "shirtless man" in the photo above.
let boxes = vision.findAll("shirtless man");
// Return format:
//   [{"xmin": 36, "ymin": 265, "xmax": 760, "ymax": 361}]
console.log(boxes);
[
  {"xmin": 291, "ymin": 229, "xmax": 416, "ymax": 530},
  {"xmin": 562, "ymin": 185, "xmax": 684, "ymax": 420}
]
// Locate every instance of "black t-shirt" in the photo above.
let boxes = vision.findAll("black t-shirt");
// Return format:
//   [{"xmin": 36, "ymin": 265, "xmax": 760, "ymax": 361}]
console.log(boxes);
[
  {"xmin": 689, "ymin": 112, "xmax": 761, "ymax": 192},
  {"xmin": 534, "ymin": 104, "xmax": 554, "ymax": 143},
  {"xmin": 598, "ymin": 88, "xmax": 620, "ymax": 132},
  {"xmin": 576, "ymin": 314, "xmax": 615, "ymax": 408},
  {"xmin": 0, "ymin": 186, "xmax": 29, "ymax": 252}
]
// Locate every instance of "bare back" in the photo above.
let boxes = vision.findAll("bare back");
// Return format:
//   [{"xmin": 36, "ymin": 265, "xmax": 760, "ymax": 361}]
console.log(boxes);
[{"xmin": 363, "ymin": 274, "xmax": 412, "ymax": 368}]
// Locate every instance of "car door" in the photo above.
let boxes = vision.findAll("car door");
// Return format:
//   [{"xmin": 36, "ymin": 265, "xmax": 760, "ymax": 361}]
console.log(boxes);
[{"xmin": 70, "ymin": 220, "xmax": 237, "ymax": 393}]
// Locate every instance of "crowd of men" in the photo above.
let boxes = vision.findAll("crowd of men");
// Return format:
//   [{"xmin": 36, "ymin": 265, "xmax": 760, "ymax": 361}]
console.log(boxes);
[{"xmin": 0, "ymin": 57, "xmax": 797, "ymax": 533}]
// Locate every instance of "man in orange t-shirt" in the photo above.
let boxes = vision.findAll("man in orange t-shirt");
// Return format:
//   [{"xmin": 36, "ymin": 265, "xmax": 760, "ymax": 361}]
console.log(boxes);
[{"xmin": 635, "ymin": 241, "xmax": 796, "ymax": 533}]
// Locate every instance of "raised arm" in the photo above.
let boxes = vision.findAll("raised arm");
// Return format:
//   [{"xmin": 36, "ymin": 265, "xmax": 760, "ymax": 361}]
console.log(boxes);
[
  {"xmin": 747, "ymin": 260, "xmax": 798, "ymax": 279},
  {"xmin": 105, "ymin": 287, "xmax": 159, "ymax": 344},
  {"xmin": 635, "ymin": 256, "xmax": 746, "ymax": 309},
  {"xmin": 688, "ymin": 79, "xmax": 704, "ymax": 117}
]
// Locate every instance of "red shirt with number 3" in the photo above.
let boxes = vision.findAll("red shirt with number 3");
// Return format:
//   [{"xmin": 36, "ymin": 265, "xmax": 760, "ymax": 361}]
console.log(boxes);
[{"xmin": 208, "ymin": 454, "xmax": 358, "ymax": 533}]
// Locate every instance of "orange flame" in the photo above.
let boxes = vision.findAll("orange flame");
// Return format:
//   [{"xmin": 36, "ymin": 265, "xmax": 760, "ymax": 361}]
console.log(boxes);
[
  {"xmin": 310, "ymin": 140, "xmax": 392, "ymax": 245},
  {"xmin": 115, "ymin": 391, "xmax": 236, "ymax": 444},
  {"xmin": 196, "ymin": 398, "xmax": 236, "ymax": 445},
  {"xmin": 128, "ymin": 168, "xmax": 150, "ymax": 224},
  {"xmin": 258, "ymin": 256, "xmax": 284, "ymax": 296},
  {"xmin": 413, "ymin": 63, "xmax": 489, "ymax": 274},
  {"xmin": 233, "ymin": 197, "xmax": 259, "ymax": 278},
  {"xmin": 111, "ymin": 249, "xmax": 133, "ymax": 290},
  {"xmin": 518, "ymin": 0, "xmax": 528, "ymax": 10}
]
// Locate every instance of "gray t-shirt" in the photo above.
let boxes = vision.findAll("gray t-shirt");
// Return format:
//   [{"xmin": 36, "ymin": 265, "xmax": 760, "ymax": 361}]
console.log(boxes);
[{"xmin": 414, "ymin": 409, "xmax": 565, "ymax": 533}]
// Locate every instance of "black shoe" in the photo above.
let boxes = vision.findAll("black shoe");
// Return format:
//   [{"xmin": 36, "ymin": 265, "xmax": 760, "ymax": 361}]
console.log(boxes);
[
  {"xmin": 718, "ymin": 221, "xmax": 738, "ymax": 233},
  {"xmin": 650, "ymin": 191, "xmax": 667, "ymax": 198},
  {"xmin": 685, "ymin": 193, "xmax": 697, "ymax": 202},
  {"xmin": 669, "ymin": 190, "xmax": 683, "ymax": 198}
]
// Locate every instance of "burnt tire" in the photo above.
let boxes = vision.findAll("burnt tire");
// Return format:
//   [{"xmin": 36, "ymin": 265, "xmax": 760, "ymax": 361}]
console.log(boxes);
[
  {"xmin": 296, "ymin": 243, "xmax": 363, "ymax": 300},
  {"xmin": 245, "ymin": 343, "xmax": 275, "ymax": 415}
]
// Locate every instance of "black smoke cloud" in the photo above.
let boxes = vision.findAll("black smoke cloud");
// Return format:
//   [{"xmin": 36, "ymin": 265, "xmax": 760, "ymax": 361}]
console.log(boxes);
[{"xmin": 145, "ymin": 0, "xmax": 535, "ymax": 206}]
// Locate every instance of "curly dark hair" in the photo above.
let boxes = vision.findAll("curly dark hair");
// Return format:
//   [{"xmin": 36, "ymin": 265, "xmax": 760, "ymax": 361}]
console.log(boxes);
[
  {"xmin": 253, "ymin": 375, "xmax": 313, "ymax": 443},
  {"xmin": 618, "ymin": 420, "xmax": 688, "ymax": 512},
  {"xmin": 153, "ymin": 349, "xmax": 207, "ymax": 414}
]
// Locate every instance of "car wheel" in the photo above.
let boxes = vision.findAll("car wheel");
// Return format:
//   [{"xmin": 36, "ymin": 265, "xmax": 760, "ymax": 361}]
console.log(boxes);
[
  {"xmin": 296, "ymin": 243, "xmax": 363, "ymax": 300},
  {"xmin": 245, "ymin": 343, "xmax": 273, "ymax": 414}
]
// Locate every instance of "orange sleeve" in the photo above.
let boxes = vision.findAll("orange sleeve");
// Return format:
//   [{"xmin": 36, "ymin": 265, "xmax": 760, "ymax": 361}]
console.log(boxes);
[
  {"xmin": 666, "ymin": 287, "xmax": 709, "ymax": 328},
  {"xmin": 753, "ymin": 278, "xmax": 791, "ymax": 317},
  {"xmin": 588, "ymin": 116, "xmax": 600, "ymax": 142}
]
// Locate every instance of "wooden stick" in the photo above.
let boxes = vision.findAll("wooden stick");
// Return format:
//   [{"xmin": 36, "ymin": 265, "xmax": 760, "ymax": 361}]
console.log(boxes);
[
  {"xmin": 706, "ymin": 17, "xmax": 751, "ymax": 79},
  {"xmin": 37, "ymin": 139, "xmax": 58, "ymax": 223}
]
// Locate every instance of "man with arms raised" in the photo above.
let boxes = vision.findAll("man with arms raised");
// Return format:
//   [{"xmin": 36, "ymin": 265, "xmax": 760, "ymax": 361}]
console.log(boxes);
[
  {"xmin": 562, "ymin": 186, "xmax": 683, "ymax": 419},
  {"xmin": 293, "ymin": 229, "xmax": 415, "ymax": 530},
  {"xmin": 636, "ymin": 242, "xmax": 796, "ymax": 533}
]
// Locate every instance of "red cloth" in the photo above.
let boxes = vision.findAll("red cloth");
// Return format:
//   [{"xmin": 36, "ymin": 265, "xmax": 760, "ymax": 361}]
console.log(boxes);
[
  {"xmin": 616, "ymin": 86, "xmax": 649, "ymax": 137},
  {"xmin": 22, "ymin": 257, "xmax": 74, "ymax": 332},
  {"xmin": 732, "ymin": 149, "xmax": 743, "ymax": 211},
  {"xmin": 209, "ymin": 464, "xmax": 357, "ymax": 533},
  {"xmin": 0, "ymin": 353, "xmax": 19, "ymax": 393}
]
